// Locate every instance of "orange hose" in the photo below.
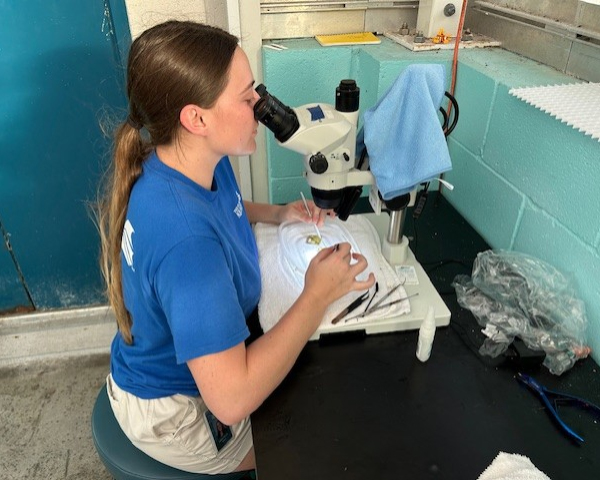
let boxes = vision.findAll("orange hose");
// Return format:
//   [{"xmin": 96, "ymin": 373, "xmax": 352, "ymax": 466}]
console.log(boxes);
[{"xmin": 447, "ymin": 0, "xmax": 469, "ymax": 120}]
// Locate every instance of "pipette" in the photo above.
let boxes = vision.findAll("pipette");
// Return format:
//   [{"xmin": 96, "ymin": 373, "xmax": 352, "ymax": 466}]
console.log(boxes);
[{"xmin": 300, "ymin": 191, "xmax": 323, "ymax": 242}]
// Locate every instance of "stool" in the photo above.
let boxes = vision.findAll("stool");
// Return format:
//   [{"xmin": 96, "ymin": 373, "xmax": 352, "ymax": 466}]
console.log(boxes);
[{"xmin": 91, "ymin": 385, "xmax": 255, "ymax": 480}]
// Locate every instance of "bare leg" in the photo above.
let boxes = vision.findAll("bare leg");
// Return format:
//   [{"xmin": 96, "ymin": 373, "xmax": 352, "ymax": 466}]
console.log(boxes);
[{"xmin": 235, "ymin": 446, "xmax": 256, "ymax": 471}]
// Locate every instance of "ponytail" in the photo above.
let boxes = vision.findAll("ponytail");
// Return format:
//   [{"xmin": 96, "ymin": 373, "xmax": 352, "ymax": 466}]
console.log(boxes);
[{"xmin": 97, "ymin": 121, "xmax": 149, "ymax": 344}]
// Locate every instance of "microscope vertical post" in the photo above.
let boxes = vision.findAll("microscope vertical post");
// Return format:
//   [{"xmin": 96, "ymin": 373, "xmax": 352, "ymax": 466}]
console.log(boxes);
[{"xmin": 379, "ymin": 192, "xmax": 413, "ymax": 265}]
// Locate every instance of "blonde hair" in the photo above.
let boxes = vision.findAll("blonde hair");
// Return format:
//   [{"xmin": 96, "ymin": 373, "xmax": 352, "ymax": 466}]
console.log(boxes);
[{"xmin": 96, "ymin": 21, "xmax": 238, "ymax": 344}]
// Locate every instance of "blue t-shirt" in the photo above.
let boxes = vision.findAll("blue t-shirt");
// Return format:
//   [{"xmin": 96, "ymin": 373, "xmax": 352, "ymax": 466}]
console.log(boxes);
[{"xmin": 110, "ymin": 152, "xmax": 261, "ymax": 399}]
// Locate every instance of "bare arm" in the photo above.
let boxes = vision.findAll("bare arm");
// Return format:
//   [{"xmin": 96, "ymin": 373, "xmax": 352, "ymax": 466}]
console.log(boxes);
[
  {"xmin": 243, "ymin": 201, "xmax": 283, "ymax": 224},
  {"xmin": 244, "ymin": 200, "xmax": 330, "ymax": 226},
  {"xmin": 187, "ymin": 243, "xmax": 375, "ymax": 425}
]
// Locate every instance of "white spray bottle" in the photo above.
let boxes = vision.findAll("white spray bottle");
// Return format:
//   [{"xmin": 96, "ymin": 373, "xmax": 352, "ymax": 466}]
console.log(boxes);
[{"xmin": 416, "ymin": 306, "xmax": 436, "ymax": 362}]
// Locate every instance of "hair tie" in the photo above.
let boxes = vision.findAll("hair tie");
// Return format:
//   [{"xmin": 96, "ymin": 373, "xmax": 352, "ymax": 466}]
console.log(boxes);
[{"xmin": 127, "ymin": 115, "xmax": 143, "ymax": 130}]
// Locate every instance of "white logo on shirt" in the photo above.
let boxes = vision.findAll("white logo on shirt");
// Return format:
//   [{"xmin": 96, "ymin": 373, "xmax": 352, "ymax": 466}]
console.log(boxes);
[
  {"xmin": 121, "ymin": 220, "xmax": 135, "ymax": 271},
  {"xmin": 234, "ymin": 192, "xmax": 243, "ymax": 218}
]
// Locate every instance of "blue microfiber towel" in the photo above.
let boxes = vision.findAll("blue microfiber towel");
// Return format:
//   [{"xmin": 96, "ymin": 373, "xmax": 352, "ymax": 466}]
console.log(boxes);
[{"xmin": 363, "ymin": 64, "xmax": 452, "ymax": 200}]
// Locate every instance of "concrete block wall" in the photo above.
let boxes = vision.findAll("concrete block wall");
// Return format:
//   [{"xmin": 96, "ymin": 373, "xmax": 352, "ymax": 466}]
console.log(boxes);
[
  {"xmin": 446, "ymin": 48, "xmax": 599, "ymax": 366},
  {"xmin": 261, "ymin": 38, "xmax": 600, "ymax": 364}
]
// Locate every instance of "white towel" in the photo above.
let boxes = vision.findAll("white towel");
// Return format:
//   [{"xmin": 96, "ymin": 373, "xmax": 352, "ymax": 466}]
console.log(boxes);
[
  {"xmin": 254, "ymin": 215, "xmax": 409, "ymax": 334},
  {"xmin": 478, "ymin": 452, "xmax": 551, "ymax": 480}
]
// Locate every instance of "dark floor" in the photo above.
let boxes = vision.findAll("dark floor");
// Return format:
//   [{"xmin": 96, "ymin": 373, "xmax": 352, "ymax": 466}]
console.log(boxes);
[{"xmin": 0, "ymin": 354, "xmax": 112, "ymax": 480}]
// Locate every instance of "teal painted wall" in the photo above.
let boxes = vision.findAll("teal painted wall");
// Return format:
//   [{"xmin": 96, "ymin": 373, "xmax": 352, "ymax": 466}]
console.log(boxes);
[
  {"xmin": 262, "ymin": 38, "xmax": 600, "ymax": 364},
  {"xmin": 0, "ymin": 1, "xmax": 130, "ymax": 312}
]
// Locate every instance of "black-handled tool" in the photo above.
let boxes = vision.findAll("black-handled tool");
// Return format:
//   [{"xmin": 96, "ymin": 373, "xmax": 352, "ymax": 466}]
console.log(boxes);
[{"xmin": 331, "ymin": 291, "xmax": 370, "ymax": 325}]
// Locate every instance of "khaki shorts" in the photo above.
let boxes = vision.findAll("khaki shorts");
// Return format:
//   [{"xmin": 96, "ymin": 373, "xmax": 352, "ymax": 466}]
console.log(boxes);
[{"xmin": 106, "ymin": 374, "xmax": 253, "ymax": 474}]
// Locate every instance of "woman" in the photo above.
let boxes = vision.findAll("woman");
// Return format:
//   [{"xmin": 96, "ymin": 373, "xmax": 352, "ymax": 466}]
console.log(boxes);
[{"xmin": 97, "ymin": 20, "xmax": 374, "ymax": 474}]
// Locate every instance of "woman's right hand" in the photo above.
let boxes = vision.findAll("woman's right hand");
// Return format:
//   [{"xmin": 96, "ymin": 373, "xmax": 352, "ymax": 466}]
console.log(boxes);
[{"xmin": 302, "ymin": 242, "xmax": 375, "ymax": 313}]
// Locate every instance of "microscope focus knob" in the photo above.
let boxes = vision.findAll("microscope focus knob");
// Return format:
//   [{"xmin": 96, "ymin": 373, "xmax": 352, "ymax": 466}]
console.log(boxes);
[{"xmin": 309, "ymin": 153, "xmax": 328, "ymax": 174}]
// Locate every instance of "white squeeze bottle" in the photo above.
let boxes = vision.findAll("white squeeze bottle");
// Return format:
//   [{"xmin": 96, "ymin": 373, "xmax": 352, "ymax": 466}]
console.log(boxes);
[{"xmin": 416, "ymin": 306, "xmax": 436, "ymax": 362}]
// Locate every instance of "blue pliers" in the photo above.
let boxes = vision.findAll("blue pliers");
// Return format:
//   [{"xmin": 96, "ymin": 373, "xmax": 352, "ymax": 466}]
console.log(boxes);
[{"xmin": 516, "ymin": 372, "xmax": 600, "ymax": 443}]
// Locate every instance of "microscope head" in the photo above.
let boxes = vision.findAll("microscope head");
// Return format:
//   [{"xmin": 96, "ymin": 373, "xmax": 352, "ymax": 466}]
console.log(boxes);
[
  {"xmin": 254, "ymin": 80, "xmax": 373, "ymax": 218},
  {"xmin": 253, "ymin": 84, "xmax": 299, "ymax": 143}
]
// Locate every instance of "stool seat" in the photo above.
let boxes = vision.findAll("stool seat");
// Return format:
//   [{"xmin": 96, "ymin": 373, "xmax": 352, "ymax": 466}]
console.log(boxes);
[{"xmin": 91, "ymin": 384, "xmax": 254, "ymax": 480}]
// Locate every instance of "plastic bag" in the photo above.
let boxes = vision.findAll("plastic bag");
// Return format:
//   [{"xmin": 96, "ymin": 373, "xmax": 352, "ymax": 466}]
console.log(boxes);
[{"xmin": 452, "ymin": 250, "xmax": 590, "ymax": 375}]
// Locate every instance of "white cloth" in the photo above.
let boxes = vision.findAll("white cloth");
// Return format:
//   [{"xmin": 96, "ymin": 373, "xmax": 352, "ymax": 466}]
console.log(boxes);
[
  {"xmin": 254, "ymin": 215, "xmax": 409, "ymax": 333},
  {"xmin": 478, "ymin": 452, "xmax": 551, "ymax": 480}
]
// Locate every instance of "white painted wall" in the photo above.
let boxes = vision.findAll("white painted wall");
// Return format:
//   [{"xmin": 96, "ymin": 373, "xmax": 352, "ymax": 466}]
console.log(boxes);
[
  {"xmin": 124, "ymin": 0, "xmax": 208, "ymax": 39},
  {"xmin": 237, "ymin": 0, "xmax": 266, "ymax": 202}
]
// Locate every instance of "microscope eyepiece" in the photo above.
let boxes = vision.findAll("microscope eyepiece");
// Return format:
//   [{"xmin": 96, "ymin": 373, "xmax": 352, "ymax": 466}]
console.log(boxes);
[
  {"xmin": 335, "ymin": 79, "xmax": 360, "ymax": 112},
  {"xmin": 253, "ymin": 84, "xmax": 299, "ymax": 143}
]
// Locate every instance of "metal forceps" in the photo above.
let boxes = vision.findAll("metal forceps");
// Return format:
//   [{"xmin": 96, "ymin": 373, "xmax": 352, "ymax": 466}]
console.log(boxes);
[
  {"xmin": 343, "ymin": 280, "xmax": 406, "ymax": 323},
  {"xmin": 516, "ymin": 372, "xmax": 600, "ymax": 443}
]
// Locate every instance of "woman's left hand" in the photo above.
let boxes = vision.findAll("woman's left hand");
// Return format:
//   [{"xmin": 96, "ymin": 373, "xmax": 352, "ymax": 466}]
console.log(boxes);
[{"xmin": 278, "ymin": 199, "xmax": 334, "ymax": 227}]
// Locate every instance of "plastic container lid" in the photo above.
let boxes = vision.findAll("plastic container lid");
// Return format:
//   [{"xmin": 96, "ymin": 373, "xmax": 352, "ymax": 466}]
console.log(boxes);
[{"xmin": 278, "ymin": 220, "xmax": 365, "ymax": 288}]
